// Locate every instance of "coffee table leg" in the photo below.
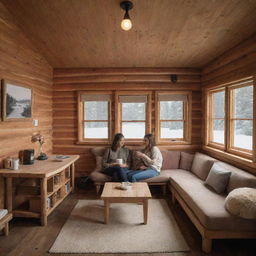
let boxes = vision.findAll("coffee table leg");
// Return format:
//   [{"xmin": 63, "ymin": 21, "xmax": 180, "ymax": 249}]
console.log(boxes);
[
  {"xmin": 143, "ymin": 199, "xmax": 148, "ymax": 224},
  {"xmin": 104, "ymin": 199, "xmax": 109, "ymax": 224}
]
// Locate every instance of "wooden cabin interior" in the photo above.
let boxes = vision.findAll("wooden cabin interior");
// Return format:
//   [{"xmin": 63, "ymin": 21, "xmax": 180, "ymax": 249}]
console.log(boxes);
[{"xmin": 0, "ymin": 0, "xmax": 256, "ymax": 255}]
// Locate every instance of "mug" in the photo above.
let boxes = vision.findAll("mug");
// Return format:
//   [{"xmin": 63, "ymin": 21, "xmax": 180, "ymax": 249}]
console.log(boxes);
[
  {"xmin": 11, "ymin": 159, "xmax": 19, "ymax": 170},
  {"xmin": 121, "ymin": 182, "xmax": 131, "ymax": 190},
  {"xmin": 116, "ymin": 159, "xmax": 123, "ymax": 165},
  {"xmin": 4, "ymin": 157, "xmax": 12, "ymax": 169}
]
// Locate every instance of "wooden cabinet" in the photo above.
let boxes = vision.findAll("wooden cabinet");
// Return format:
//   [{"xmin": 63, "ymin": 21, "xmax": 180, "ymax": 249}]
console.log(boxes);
[{"xmin": 0, "ymin": 155, "xmax": 79, "ymax": 226}]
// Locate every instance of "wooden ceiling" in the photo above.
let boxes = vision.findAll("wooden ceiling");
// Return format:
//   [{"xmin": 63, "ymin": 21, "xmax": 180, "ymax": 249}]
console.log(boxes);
[{"xmin": 2, "ymin": 0, "xmax": 256, "ymax": 68}]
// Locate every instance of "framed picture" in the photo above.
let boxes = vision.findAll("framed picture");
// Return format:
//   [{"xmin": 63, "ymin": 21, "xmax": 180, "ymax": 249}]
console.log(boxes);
[{"xmin": 2, "ymin": 80, "xmax": 33, "ymax": 121}]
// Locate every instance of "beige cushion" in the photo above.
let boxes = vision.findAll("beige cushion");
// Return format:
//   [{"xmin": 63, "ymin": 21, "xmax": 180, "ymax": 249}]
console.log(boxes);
[
  {"xmin": 205, "ymin": 163, "xmax": 231, "ymax": 194},
  {"xmin": 191, "ymin": 152, "xmax": 216, "ymax": 180},
  {"xmin": 169, "ymin": 170, "xmax": 256, "ymax": 231},
  {"xmin": 90, "ymin": 171, "xmax": 112, "ymax": 183},
  {"xmin": 179, "ymin": 152, "xmax": 194, "ymax": 171},
  {"xmin": 131, "ymin": 151, "xmax": 145, "ymax": 170},
  {"xmin": 94, "ymin": 156, "xmax": 103, "ymax": 172},
  {"xmin": 161, "ymin": 151, "xmax": 180, "ymax": 170},
  {"xmin": 225, "ymin": 188, "xmax": 256, "ymax": 219},
  {"xmin": 91, "ymin": 147, "xmax": 106, "ymax": 157},
  {"xmin": 143, "ymin": 169, "xmax": 182, "ymax": 183}
]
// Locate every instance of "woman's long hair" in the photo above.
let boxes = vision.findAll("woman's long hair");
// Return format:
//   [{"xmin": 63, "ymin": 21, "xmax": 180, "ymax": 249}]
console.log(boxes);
[
  {"xmin": 144, "ymin": 133, "xmax": 156, "ymax": 151},
  {"xmin": 111, "ymin": 133, "xmax": 124, "ymax": 151}
]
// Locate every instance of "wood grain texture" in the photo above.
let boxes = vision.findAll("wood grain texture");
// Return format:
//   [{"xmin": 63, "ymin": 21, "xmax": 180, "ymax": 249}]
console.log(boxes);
[
  {"xmin": 0, "ymin": 3, "xmax": 53, "ymax": 208},
  {"xmin": 52, "ymin": 68, "xmax": 202, "ymax": 177},
  {"xmin": 1, "ymin": 0, "xmax": 256, "ymax": 68},
  {"xmin": 201, "ymin": 33, "xmax": 256, "ymax": 174}
]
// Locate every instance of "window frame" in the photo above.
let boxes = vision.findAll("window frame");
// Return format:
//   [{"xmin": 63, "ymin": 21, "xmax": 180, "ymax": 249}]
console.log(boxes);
[
  {"xmin": 227, "ymin": 83, "xmax": 253, "ymax": 158},
  {"xmin": 207, "ymin": 87, "xmax": 226, "ymax": 150},
  {"xmin": 77, "ymin": 91, "xmax": 112, "ymax": 144},
  {"xmin": 206, "ymin": 79, "xmax": 254, "ymax": 160},
  {"xmin": 155, "ymin": 91, "xmax": 192, "ymax": 144},
  {"xmin": 115, "ymin": 91, "xmax": 152, "ymax": 143}
]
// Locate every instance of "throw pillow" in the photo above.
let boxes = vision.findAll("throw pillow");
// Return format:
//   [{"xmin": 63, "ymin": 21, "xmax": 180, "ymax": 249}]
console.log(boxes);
[
  {"xmin": 191, "ymin": 152, "xmax": 215, "ymax": 180},
  {"xmin": 161, "ymin": 151, "xmax": 180, "ymax": 170},
  {"xmin": 131, "ymin": 151, "xmax": 145, "ymax": 170},
  {"xmin": 179, "ymin": 152, "xmax": 194, "ymax": 171},
  {"xmin": 225, "ymin": 187, "xmax": 256, "ymax": 219},
  {"xmin": 205, "ymin": 163, "xmax": 231, "ymax": 193},
  {"xmin": 94, "ymin": 156, "xmax": 103, "ymax": 172}
]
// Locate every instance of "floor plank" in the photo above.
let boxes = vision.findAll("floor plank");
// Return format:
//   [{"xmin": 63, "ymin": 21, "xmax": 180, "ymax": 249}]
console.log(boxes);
[{"xmin": 0, "ymin": 183, "xmax": 255, "ymax": 256}]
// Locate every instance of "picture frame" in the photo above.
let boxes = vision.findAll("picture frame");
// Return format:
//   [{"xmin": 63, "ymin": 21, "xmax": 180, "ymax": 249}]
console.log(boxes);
[{"xmin": 1, "ymin": 79, "xmax": 33, "ymax": 121}]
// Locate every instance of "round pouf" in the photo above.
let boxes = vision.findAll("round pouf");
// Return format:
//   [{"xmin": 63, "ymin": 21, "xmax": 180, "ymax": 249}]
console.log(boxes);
[{"xmin": 225, "ymin": 187, "xmax": 256, "ymax": 219}]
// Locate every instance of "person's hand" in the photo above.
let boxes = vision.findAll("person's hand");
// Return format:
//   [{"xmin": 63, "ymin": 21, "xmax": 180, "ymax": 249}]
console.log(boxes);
[
  {"xmin": 139, "ymin": 165, "xmax": 147, "ymax": 170},
  {"xmin": 135, "ymin": 151, "xmax": 144, "ymax": 158},
  {"xmin": 119, "ymin": 163, "xmax": 127, "ymax": 168}
]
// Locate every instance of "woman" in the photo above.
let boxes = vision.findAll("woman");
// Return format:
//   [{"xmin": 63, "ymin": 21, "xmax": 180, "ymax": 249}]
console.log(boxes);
[
  {"xmin": 102, "ymin": 133, "xmax": 131, "ymax": 182},
  {"xmin": 128, "ymin": 134, "xmax": 162, "ymax": 182}
]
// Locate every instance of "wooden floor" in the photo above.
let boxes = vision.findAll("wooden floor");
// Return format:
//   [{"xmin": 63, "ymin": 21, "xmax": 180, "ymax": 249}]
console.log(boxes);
[{"xmin": 0, "ymin": 182, "xmax": 255, "ymax": 256}]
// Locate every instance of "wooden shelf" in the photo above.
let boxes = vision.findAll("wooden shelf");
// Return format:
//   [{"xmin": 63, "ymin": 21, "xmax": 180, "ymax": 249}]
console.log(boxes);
[
  {"xmin": 47, "ymin": 178, "xmax": 71, "ymax": 197},
  {"xmin": 0, "ymin": 155, "xmax": 79, "ymax": 226},
  {"xmin": 47, "ymin": 189, "xmax": 72, "ymax": 216},
  {"xmin": 13, "ymin": 202, "xmax": 40, "ymax": 218}
]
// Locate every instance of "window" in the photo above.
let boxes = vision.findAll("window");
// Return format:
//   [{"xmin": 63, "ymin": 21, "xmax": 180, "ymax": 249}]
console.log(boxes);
[
  {"xmin": 229, "ymin": 84, "xmax": 253, "ymax": 152},
  {"xmin": 206, "ymin": 80, "xmax": 254, "ymax": 159},
  {"xmin": 115, "ymin": 92, "xmax": 151, "ymax": 140},
  {"xmin": 156, "ymin": 92, "xmax": 191, "ymax": 143},
  {"xmin": 78, "ymin": 93, "xmax": 111, "ymax": 142},
  {"xmin": 208, "ymin": 89, "xmax": 225, "ymax": 146}
]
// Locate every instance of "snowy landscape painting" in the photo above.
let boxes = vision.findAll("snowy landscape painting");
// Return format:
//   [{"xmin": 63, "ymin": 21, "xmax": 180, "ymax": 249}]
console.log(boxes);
[{"xmin": 2, "ymin": 80, "xmax": 32, "ymax": 120}]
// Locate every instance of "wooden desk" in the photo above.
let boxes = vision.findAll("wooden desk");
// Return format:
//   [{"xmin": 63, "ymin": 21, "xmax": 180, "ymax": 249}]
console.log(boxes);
[
  {"xmin": 0, "ymin": 155, "xmax": 79, "ymax": 226},
  {"xmin": 101, "ymin": 182, "xmax": 152, "ymax": 224}
]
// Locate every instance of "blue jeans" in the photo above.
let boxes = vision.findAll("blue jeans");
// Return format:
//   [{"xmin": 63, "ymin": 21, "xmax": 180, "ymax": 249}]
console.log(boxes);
[
  {"xmin": 127, "ymin": 169, "xmax": 159, "ymax": 182},
  {"xmin": 102, "ymin": 166, "xmax": 130, "ymax": 182}
]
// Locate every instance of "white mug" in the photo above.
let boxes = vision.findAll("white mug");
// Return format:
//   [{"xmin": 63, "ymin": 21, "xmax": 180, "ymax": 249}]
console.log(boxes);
[
  {"xmin": 116, "ymin": 158, "xmax": 123, "ymax": 165},
  {"xmin": 121, "ymin": 182, "xmax": 131, "ymax": 190},
  {"xmin": 11, "ymin": 159, "xmax": 19, "ymax": 170}
]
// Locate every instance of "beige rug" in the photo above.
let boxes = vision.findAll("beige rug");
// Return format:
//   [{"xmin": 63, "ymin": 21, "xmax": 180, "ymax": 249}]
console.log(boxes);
[{"xmin": 49, "ymin": 199, "xmax": 189, "ymax": 254}]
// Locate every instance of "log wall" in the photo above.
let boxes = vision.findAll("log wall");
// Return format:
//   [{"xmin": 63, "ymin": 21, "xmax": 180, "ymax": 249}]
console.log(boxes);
[
  {"xmin": 201, "ymin": 34, "xmax": 256, "ymax": 173},
  {"xmin": 53, "ymin": 68, "xmax": 202, "ymax": 177},
  {"xmin": 0, "ymin": 3, "xmax": 53, "ymax": 208}
]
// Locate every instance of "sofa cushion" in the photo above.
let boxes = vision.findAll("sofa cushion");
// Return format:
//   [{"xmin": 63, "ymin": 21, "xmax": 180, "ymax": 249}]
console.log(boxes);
[
  {"xmin": 91, "ymin": 147, "xmax": 106, "ymax": 157},
  {"xmin": 131, "ymin": 151, "xmax": 145, "ymax": 170},
  {"xmin": 213, "ymin": 162, "xmax": 256, "ymax": 193},
  {"xmin": 191, "ymin": 152, "xmax": 216, "ymax": 180},
  {"xmin": 180, "ymin": 152, "xmax": 194, "ymax": 171},
  {"xmin": 161, "ymin": 151, "xmax": 180, "ymax": 170},
  {"xmin": 143, "ymin": 169, "xmax": 182, "ymax": 183},
  {"xmin": 205, "ymin": 163, "xmax": 231, "ymax": 194},
  {"xmin": 94, "ymin": 156, "xmax": 103, "ymax": 172},
  {"xmin": 225, "ymin": 188, "xmax": 256, "ymax": 219},
  {"xmin": 90, "ymin": 171, "xmax": 112, "ymax": 183},
  {"xmin": 169, "ymin": 170, "xmax": 256, "ymax": 231}
]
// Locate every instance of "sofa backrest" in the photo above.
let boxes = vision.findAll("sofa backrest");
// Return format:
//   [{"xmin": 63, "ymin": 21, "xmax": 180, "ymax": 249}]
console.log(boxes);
[
  {"xmin": 216, "ymin": 162, "xmax": 256, "ymax": 193},
  {"xmin": 191, "ymin": 152, "xmax": 216, "ymax": 180},
  {"xmin": 91, "ymin": 147, "xmax": 106, "ymax": 157},
  {"xmin": 161, "ymin": 150, "xmax": 181, "ymax": 170}
]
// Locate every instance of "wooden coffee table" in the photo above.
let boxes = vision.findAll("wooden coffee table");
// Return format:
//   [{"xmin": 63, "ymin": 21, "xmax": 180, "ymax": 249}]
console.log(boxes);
[{"xmin": 101, "ymin": 182, "xmax": 152, "ymax": 224}]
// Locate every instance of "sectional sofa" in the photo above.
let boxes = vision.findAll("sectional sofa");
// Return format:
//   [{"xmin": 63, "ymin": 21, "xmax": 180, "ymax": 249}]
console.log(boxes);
[{"xmin": 90, "ymin": 147, "xmax": 256, "ymax": 253}]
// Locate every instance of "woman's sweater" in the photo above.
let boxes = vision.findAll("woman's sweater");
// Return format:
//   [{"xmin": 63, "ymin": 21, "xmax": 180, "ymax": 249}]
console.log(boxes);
[
  {"xmin": 102, "ymin": 147, "xmax": 131, "ymax": 169},
  {"xmin": 141, "ymin": 146, "xmax": 163, "ymax": 172}
]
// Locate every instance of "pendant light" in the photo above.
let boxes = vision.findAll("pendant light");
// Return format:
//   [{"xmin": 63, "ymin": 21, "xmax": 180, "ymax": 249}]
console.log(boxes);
[{"xmin": 120, "ymin": 1, "xmax": 133, "ymax": 31}]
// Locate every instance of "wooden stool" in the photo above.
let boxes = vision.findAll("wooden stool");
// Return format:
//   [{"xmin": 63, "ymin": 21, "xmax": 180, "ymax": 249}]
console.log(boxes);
[{"xmin": 0, "ymin": 212, "xmax": 13, "ymax": 236}]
